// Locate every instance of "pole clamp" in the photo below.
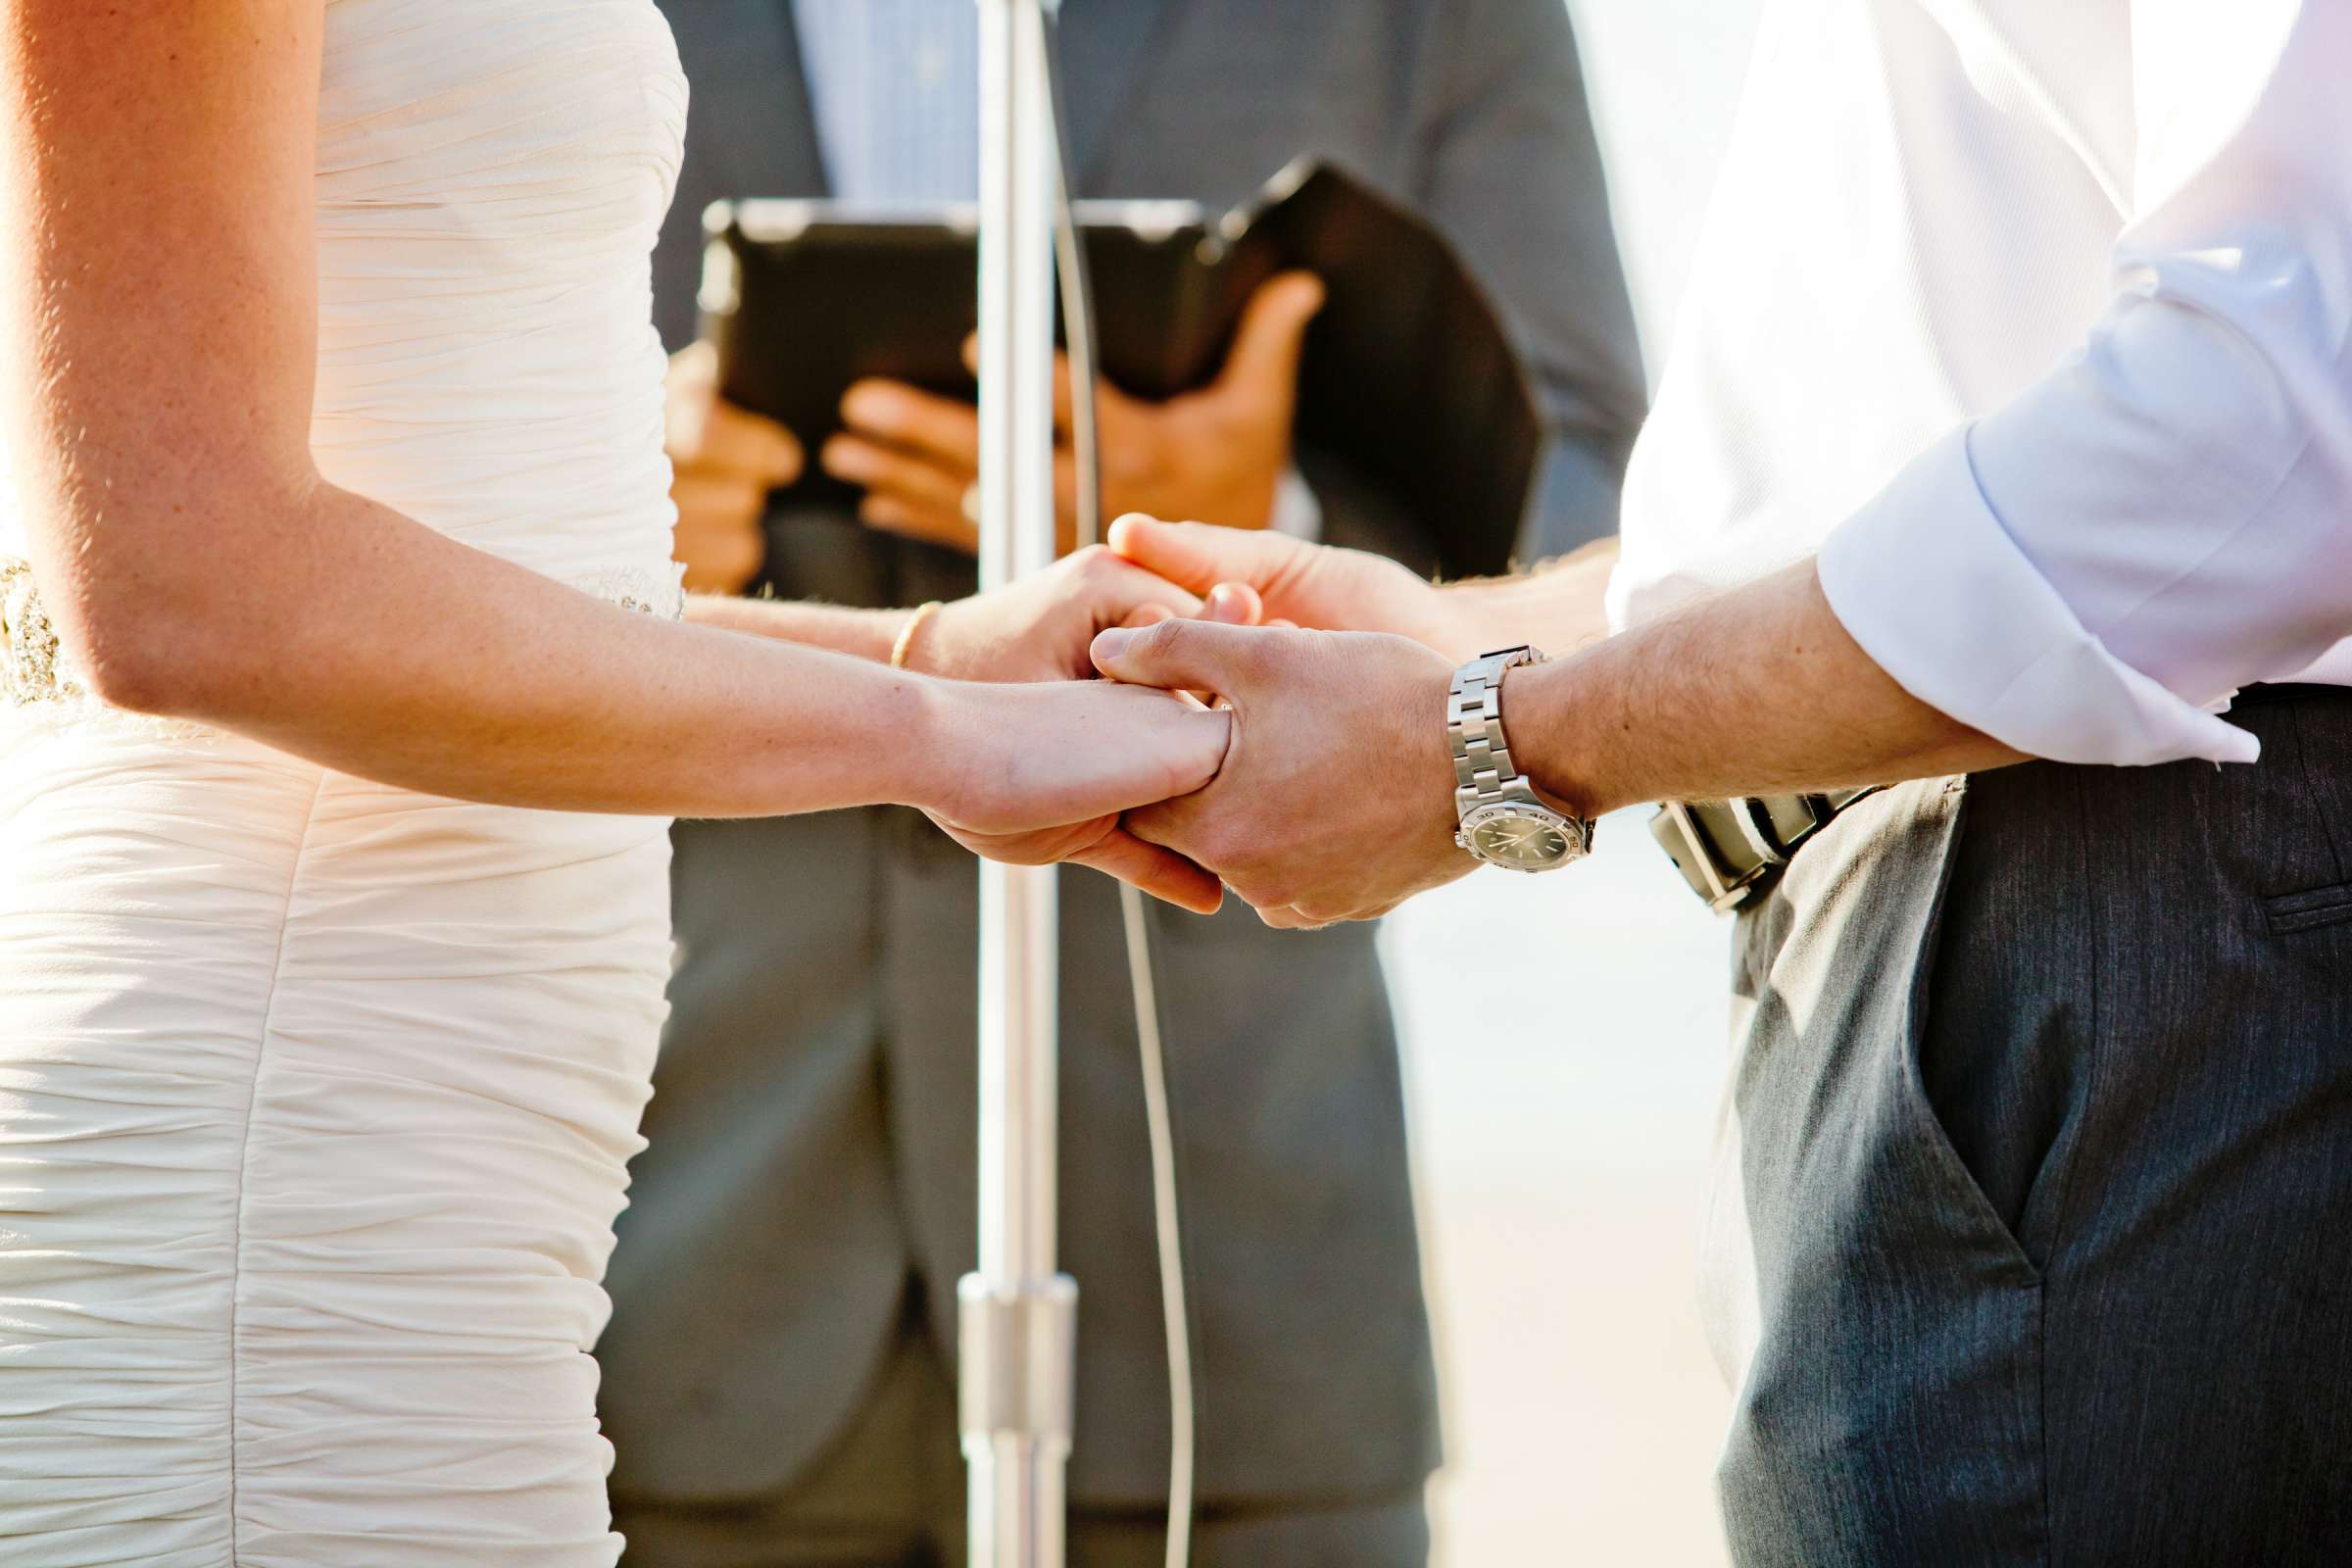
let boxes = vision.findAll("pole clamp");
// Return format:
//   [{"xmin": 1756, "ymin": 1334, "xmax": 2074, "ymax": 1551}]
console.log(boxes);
[{"xmin": 957, "ymin": 1273, "xmax": 1080, "ymax": 1445}]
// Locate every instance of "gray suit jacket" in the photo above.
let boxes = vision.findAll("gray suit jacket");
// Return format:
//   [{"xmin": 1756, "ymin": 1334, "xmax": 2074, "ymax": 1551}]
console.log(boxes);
[{"xmin": 600, "ymin": 0, "xmax": 1643, "ymax": 1516}]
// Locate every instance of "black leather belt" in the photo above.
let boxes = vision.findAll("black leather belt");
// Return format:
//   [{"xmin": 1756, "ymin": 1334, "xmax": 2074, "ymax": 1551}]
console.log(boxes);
[{"xmin": 1649, "ymin": 789, "xmax": 1879, "ymax": 912}]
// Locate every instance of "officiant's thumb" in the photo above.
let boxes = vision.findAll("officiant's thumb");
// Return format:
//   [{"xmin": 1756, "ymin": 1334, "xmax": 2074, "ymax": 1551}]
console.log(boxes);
[{"xmin": 1092, "ymin": 617, "xmax": 1268, "ymax": 696}]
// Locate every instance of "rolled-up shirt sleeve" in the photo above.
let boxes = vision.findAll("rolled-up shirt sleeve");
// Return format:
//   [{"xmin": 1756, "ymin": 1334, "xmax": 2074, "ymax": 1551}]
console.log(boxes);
[{"xmin": 1817, "ymin": 1, "xmax": 2352, "ymax": 766}]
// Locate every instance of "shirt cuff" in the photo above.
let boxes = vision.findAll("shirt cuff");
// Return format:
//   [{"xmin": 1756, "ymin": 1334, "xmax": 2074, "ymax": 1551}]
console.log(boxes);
[
  {"xmin": 1816, "ymin": 426, "xmax": 2261, "ymax": 767},
  {"xmin": 1269, "ymin": 466, "xmax": 1323, "ymax": 543}
]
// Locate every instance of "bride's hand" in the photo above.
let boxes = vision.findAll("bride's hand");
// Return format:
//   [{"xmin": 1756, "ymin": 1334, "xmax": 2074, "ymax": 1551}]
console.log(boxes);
[
  {"xmin": 919, "ymin": 678, "xmax": 1234, "ymax": 912},
  {"xmin": 909, "ymin": 545, "xmax": 1258, "ymax": 684}
]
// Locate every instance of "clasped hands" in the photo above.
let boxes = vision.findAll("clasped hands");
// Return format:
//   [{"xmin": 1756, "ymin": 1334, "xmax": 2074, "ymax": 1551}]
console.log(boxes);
[
  {"xmin": 666, "ymin": 271, "xmax": 1487, "ymax": 923},
  {"xmin": 922, "ymin": 514, "xmax": 1498, "ymax": 929}
]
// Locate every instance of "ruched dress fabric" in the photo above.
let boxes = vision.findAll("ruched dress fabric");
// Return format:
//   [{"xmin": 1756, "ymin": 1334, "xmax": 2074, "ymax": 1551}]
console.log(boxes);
[{"xmin": 0, "ymin": 3, "xmax": 689, "ymax": 1563}]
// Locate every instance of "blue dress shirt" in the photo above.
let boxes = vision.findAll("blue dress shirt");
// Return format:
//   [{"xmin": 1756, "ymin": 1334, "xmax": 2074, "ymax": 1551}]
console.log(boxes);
[{"xmin": 793, "ymin": 0, "xmax": 979, "ymax": 204}]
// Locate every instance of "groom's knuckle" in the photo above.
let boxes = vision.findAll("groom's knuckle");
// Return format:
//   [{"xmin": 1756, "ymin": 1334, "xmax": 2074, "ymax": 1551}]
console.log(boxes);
[
  {"xmin": 1177, "ymin": 819, "xmax": 1225, "ymax": 864},
  {"xmin": 1244, "ymin": 872, "xmax": 1296, "ymax": 909},
  {"xmin": 1143, "ymin": 801, "xmax": 1192, "ymax": 839},
  {"xmin": 1239, "ymin": 641, "xmax": 1281, "ymax": 683},
  {"xmin": 1137, "ymin": 616, "xmax": 1194, "ymax": 665},
  {"xmin": 1223, "ymin": 626, "xmax": 1286, "ymax": 681}
]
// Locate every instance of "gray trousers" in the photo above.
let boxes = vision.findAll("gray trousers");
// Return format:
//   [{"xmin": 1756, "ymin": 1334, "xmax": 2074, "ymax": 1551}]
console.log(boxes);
[
  {"xmin": 612, "ymin": 1288, "xmax": 1430, "ymax": 1568},
  {"xmin": 1714, "ymin": 685, "xmax": 2352, "ymax": 1566}
]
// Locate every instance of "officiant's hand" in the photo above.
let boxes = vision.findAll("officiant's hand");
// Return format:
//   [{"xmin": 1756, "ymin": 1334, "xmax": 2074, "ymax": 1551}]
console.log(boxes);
[
  {"xmin": 823, "ymin": 272, "xmax": 1326, "ymax": 554},
  {"xmin": 1090, "ymin": 619, "xmax": 1472, "ymax": 926},
  {"xmin": 906, "ymin": 545, "xmax": 1264, "ymax": 685},
  {"xmin": 664, "ymin": 341, "xmax": 804, "ymax": 594}
]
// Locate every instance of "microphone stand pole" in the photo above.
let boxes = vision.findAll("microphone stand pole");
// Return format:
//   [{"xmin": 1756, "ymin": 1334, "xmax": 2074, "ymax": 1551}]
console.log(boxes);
[{"xmin": 961, "ymin": 4, "xmax": 1075, "ymax": 1567}]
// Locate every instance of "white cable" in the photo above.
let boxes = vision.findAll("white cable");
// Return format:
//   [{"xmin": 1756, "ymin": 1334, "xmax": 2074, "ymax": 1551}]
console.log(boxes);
[
  {"xmin": 1039, "ymin": 11, "xmax": 1195, "ymax": 1564},
  {"xmin": 1120, "ymin": 883, "xmax": 1196, "ymax": 1568}
]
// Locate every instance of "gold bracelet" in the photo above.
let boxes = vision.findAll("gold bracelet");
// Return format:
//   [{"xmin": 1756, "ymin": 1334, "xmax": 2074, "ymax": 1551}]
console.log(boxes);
[{"xmin": 891, "ymin": 601, "xmax": 945, "ymax": 671}]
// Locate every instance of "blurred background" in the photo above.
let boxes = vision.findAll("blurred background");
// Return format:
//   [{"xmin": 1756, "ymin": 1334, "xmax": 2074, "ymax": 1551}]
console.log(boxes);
[{"xmin": 1384, "ymin": 3, "xmax": 1762, "ymax": 1561}]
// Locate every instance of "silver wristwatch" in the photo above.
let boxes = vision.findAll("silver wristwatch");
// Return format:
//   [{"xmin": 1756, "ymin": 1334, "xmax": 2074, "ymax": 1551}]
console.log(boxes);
[{"xmin": 1447, "ymin": 646, "xmax": 1592, "ymax": 873}]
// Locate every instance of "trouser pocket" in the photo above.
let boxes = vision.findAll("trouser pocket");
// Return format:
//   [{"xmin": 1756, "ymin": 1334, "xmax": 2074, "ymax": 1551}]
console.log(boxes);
[{"xmin": 1715, "ymin": 778, "xmax": 2048, "ymax": 1568}]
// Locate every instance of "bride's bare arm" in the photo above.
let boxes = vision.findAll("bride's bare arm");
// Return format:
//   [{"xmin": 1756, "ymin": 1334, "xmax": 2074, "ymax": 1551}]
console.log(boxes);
[
  {"xmin": 0, "ymin": 1, "xmax": 1228, "ymax": 900},
  {"xmin": 678, "ymin": 545, "xmax": 1232, "ymax": 686}
]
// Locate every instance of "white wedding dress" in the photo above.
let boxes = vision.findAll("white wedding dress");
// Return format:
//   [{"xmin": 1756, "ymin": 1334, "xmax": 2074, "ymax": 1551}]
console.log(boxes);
[{"xmin": 0, "ymin": 2, "xmax": 689, "ymax": 1562}]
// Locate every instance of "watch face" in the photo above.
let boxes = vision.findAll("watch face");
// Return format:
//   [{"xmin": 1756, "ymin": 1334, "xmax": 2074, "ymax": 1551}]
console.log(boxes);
[{"xmin": 1462, "ymin": 805, "xmax": 1585, "ymax": 871}]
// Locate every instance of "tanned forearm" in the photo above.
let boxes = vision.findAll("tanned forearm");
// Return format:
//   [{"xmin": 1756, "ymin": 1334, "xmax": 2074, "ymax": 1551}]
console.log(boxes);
[
  {"xmin": 107, "ymin": 477, "xmax": 946, "ymax": 818},
  {"xmin": 1504, "ymin": 560, "xmax": 2027, "ymax": 817},
  {"xmin": 1429, "ymin": 535, "xmax": 1621, "ymax": 660}
]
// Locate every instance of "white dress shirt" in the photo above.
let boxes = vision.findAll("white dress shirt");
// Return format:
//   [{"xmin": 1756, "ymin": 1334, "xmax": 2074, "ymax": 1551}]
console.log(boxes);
[
  {"xmin": 1609, "ymin": 0, "xmax": 2352, "ymax": 767},
  {"xmin": 789, "ymin": 0, "xmax": 1322, "ymax": 539}
]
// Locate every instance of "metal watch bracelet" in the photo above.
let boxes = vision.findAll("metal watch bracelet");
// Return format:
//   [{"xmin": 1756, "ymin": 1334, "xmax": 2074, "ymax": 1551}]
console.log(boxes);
[
  {"xmin": 1446, "ymin": 646, "xmax": 1593, "ymax": 875},
  {"xmin": 1448, "ymin": 647, "xmax": 1548, "ymax": 816}
]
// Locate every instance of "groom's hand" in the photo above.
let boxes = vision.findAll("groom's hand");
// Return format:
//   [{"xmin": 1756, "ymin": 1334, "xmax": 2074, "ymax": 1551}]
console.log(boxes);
[
  {"xmin": 913, "ymin": 545, "xmax": 1259, "ymax": 685},
  {"xmin": 1091, "ymin": 619, "xmax": 1472, "ymax": 927}
]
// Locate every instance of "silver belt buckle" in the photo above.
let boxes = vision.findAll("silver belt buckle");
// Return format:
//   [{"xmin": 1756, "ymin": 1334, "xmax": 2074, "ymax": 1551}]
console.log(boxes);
[
  {"xmin": 1651, "ymin": 801, "xmax": 1772, "ymax": 913},
  {"xmin": 1651, "ymin": 794, "xmax": 1850, "ymax": 913}
]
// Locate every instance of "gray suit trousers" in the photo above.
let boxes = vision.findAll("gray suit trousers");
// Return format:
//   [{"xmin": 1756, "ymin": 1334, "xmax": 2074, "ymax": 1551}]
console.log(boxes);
[
  {"xmin": 1715, "ymin": 685, "xmax": 2352, "ymax": 1566},
  {"xmin": 600, "ymin": 808, "xmax": 1439, "ymax": 1519}
]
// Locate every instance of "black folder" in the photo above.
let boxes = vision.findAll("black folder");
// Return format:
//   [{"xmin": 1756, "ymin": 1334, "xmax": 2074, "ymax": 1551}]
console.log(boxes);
[{"xmin": 701, "ymin": 160, "xmax": 1541, "ymax": 579}]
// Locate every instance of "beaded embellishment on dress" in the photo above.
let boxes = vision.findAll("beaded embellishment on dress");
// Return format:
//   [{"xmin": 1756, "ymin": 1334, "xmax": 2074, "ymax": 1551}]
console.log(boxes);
[{"xmin": 0, "ymin": 558, "xmax": 78, "ymax": 708}]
